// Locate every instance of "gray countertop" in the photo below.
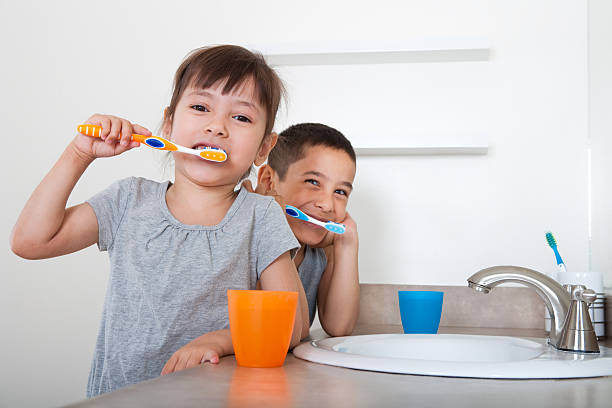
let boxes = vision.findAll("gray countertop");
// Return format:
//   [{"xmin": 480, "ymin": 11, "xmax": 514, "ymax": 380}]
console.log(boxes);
[{"xmin": 66, "ymin": 326, "xmax": 612, "ymax": 408}]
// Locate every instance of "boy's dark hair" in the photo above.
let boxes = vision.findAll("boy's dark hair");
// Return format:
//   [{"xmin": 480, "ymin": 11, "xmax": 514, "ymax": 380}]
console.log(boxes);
[
  {"xmin": 268, "ymin": 123, "xmax": 356, "ymax": 180},
  {"xmin": 164, "ymin": 45, "xmax": 284, "ymax": 137}
]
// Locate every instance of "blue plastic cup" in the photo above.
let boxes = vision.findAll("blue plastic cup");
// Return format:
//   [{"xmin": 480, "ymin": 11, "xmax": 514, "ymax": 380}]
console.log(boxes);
[{"xmin": 398, "ymin": 291, "xmax": 444, "ymax": 334}]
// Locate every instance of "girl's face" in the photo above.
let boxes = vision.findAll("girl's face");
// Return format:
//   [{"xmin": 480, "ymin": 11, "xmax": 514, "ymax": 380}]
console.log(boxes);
[
  {"xmin": 274, "ymin": 145, "xmax": 356, "ymax": 247},
  {"xmin": 165, "ymin": 79, "xmax": 271, "ymax": 187}
]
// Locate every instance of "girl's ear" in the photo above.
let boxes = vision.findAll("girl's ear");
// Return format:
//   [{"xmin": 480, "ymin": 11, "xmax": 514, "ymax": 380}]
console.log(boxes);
[
  {"xmin": 257, "ymin": 164, "xmax": 277, "ymax": 194},
  {"xmin": 162, "ymin": 107, "xmax": 171, "ymax": 138},
  {"xmin": 254, "ymin": 132, "xmax": 278, "ymax": 166}
]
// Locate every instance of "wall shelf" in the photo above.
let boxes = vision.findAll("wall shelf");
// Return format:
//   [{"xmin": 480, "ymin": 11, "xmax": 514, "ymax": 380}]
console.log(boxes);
[
  {"xmin": 353, "ymin": 136, "xmax": 489, "ymax": 156},
  {"xmin": 355, "ymin": 146, "xmax": 488, "ymax": 156},
  {"xmin": 246, "ymin": 39, "xmax": 491, "ymax": 156},
  {"xmin": 248, "ymin": 38, "xmax": 490, "ymax": 65}
]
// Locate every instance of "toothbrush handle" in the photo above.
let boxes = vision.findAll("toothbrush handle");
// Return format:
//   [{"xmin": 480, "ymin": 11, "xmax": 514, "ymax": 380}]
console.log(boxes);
[
  {"xmin": 551, "ymin": 247, "xmax": 565, "ymax": 266},
  {"xmin": 324, "ymin": 222, "xmax": 346, "ymax": 234},
  {"xmin": 78, "ymin": 124, "xmax": 147, "ymax": 142},
  {"xmin": 77, "ymin": 124, "xmax": 178, "ymax": 151}
]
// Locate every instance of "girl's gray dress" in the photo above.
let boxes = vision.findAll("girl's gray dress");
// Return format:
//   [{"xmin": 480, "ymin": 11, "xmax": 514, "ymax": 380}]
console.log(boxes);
[{"xmin": 86, "ymin": 177, "xmax": 298, "ymax": 397}]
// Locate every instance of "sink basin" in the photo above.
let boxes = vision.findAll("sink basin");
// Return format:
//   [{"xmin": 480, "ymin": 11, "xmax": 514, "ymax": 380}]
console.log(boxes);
[{"xmin": 292, "ymin": 334, "xmax": 612, "ymax": 379}]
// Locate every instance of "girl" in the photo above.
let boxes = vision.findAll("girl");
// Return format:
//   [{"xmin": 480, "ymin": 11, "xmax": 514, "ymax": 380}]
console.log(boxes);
[{"xmin": 10, "ymin": 45, "xmax": 307, "ymax": 397}]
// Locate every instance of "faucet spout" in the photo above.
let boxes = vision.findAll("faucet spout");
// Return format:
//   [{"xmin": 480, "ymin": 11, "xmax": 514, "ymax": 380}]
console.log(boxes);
[{"xmin": 467, "ymin": 265, "xmax": 570, "ymax": 348}]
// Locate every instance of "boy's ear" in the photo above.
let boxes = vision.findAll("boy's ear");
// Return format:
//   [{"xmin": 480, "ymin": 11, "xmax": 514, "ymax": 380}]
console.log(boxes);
[
  {"xmin": 254, "ymin": 132, "xmax": 278, "ymax": 166},
  {"xmin": 257, "ymin": 164, "xmax": 276, "ymax": 194}
]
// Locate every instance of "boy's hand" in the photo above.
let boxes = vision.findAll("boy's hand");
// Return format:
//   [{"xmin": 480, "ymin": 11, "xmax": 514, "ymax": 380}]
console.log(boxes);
[
  {"xmin": 317, "ymin": 211, "xmax": 359, "ymax": 337},
  {"xmin": 242, "ymin": 179, "xmax": 358, "ymax": 249},
  {"xmin": 161, "ymin": 330, "xmax": 231, "ymax": 375},
  {"xmin": 72, "ymin": 114, "xmax": 150, "ymax": 162},
  {"xmin": 320, "ymin": 211, "xmax": 358, "ymax": 248}
]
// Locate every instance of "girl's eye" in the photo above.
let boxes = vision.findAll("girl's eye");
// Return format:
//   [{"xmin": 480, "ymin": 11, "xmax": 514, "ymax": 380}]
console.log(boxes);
[
  {"xmin": 191, "ymin": 105, "xmax": 209, "ymax": 112},
  {"xmin": 233, "ymin": 115, "xmax": 251, "ymax": 123},
  {"xmin": 305, "ymin": 179, "xmax": 319, "ymax": 186},
  {"xmin": 335, "ymin": 189, "xmax": 348, "ymax": 196}
]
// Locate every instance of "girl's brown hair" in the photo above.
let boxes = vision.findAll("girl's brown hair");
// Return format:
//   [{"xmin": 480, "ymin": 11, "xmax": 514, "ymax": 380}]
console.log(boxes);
[{"xmin": 164, "ymin": 45, "xmax": 284, "ymax": 138}]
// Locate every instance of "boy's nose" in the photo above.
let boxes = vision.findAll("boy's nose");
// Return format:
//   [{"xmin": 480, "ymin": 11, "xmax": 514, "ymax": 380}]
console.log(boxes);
[{"xmin": 314, "ymin": 194, "xmax": 334, "ymax": 214}]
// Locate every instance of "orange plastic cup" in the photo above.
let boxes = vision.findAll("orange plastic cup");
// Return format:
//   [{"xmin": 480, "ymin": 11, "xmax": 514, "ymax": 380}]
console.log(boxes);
[{"xmin": 227, "ymin": 290, "xmax": 298, "ymax": 368}]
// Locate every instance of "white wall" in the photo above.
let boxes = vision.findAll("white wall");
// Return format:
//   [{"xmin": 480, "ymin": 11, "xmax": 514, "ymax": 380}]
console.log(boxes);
[
  {"xmin": 0, "ymin": 1, "xmax": 591, "ymax": 406},
  {"xmin": 589, "ymin": 0, "xmax": 612, "ymax": 287}
]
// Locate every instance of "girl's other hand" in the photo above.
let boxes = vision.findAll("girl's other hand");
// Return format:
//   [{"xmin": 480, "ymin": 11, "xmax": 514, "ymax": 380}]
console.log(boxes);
[
  {"xmin": 72, "ymin": 114, "xmax": 151, "ymax": 162},
  {"xmin": 161, "ymin": 333, "xmax": 227, "ymax": 375}
]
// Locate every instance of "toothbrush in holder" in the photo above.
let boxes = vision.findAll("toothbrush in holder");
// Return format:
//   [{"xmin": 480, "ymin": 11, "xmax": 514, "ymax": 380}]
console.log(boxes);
[
  {"xmin": 285, "ymin": 205, "xmax": 346, "ymax": 234},
  {"xmin": 545, "ymin": 231, "xmax": 567, "ymax": 277},
  {"xmin": 77, "ymin": 124, "xmax": 228, "ymax": 162}
]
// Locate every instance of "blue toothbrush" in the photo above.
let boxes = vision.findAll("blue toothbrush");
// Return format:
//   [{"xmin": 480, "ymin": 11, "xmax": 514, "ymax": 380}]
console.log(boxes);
[
  {"xmin": 545, "ymin": 232, "xmax": 567, "ymax": 275},
  {"xmin": 285, "ymin": 205, "xmax": 346, "ymax": 234}
]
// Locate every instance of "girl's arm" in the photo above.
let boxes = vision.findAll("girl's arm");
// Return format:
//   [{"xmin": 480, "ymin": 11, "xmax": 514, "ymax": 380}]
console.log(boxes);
[
  {"xmin": 163, "ymin": 253, "xmax": 309, "ymax": 375},
  {"xmin": 259, "ymin": 251, "xmax": 308, "ymax": 347},
  {"xmin": 10, "ymin": 115, "xmax": 148, "ymax": 259},
  {"xmin": 11, "ymin": 143, "xmax": 98, "ymax": 259},
  {"xmin": 316, "ymin": 213, "xmax": 360, "ymax": 337},
  {"xmin": 241, "ymin": 180, "xmax": 310, "ymax": 339},
  {"xmin": 297, "ymin": 258, "xmax": 311, "ymax": 339},
  {"xmin": 164, "ymin": 251, "xmax": 307, "ymax": 375}
]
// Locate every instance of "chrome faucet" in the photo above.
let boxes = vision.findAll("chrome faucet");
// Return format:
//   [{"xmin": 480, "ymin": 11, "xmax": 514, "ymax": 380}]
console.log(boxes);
[{"xmin": 467, "ymin": 265, "xmax": 599, "ymax": 353}]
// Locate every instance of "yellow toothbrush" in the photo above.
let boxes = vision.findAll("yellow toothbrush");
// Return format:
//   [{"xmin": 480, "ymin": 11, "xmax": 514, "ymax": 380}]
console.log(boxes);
[{"xmin": 77, "ymin": 124, "xmax": 228, "ymax": 162}]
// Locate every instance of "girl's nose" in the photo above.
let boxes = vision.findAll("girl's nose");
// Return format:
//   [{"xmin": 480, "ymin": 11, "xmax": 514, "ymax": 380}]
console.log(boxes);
[{"xmin": 205, "ymin": 116, "xmax": 227, "ymax": 137}]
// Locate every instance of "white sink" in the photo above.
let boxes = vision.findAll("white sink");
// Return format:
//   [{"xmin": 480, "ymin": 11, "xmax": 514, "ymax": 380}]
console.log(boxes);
[{"xmin": 292, "ymin": 334, "xmax": 612, "ymax": 379}]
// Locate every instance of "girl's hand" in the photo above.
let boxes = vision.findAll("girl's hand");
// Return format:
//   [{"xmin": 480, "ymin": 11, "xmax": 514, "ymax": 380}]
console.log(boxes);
[
  {"xmin": 161, "ymin": 331, "xmax": 230, "ymax": 375},
  {"xmin": 72, "ymin": 114, "xmax": 151, "ymax": 162}
]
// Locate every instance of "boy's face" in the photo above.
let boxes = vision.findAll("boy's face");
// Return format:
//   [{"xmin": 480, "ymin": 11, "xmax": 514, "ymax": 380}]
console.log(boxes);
[{"xmin": 274, "ymin": 145, "xmax": 356, "ymax": 247}]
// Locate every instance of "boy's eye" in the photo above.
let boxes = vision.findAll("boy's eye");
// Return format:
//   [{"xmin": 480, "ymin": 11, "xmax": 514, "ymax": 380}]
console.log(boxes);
[
  {"xmin": 335, "ymin": 189, "xmax": 348, "ymax": 196},
  {"xmin": 191, "ymin": 105, "xmax": 209, "ymax": 112},
  {"xmin": 232, "ymin": 115, "xmax": 251, "ymax": 123},
  {"xmin": 305, "ymin": 179, "xmax": 319, "ymax": 186}
]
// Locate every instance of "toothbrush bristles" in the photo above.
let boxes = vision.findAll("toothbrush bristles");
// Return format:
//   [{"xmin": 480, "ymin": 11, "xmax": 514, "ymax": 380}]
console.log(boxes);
[{"xmin": 545, "ymin": 232, "xmax": 557, "ymax": 247}]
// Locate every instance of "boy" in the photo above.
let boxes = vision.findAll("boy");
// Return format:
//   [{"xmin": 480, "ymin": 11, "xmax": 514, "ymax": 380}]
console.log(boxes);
[{"xmin": 246, "ymin": 123, "xmax": 359, "ymax": 337}]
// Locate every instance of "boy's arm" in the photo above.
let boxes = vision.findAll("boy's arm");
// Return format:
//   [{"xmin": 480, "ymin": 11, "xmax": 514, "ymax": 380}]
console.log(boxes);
[
  {"xmin": 259, "ymin": 251, "xmax": 309, "ymax": 347},
  {"xmin": 316, "ymin": 212, "xmax": 360, "ymax": 337}
]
